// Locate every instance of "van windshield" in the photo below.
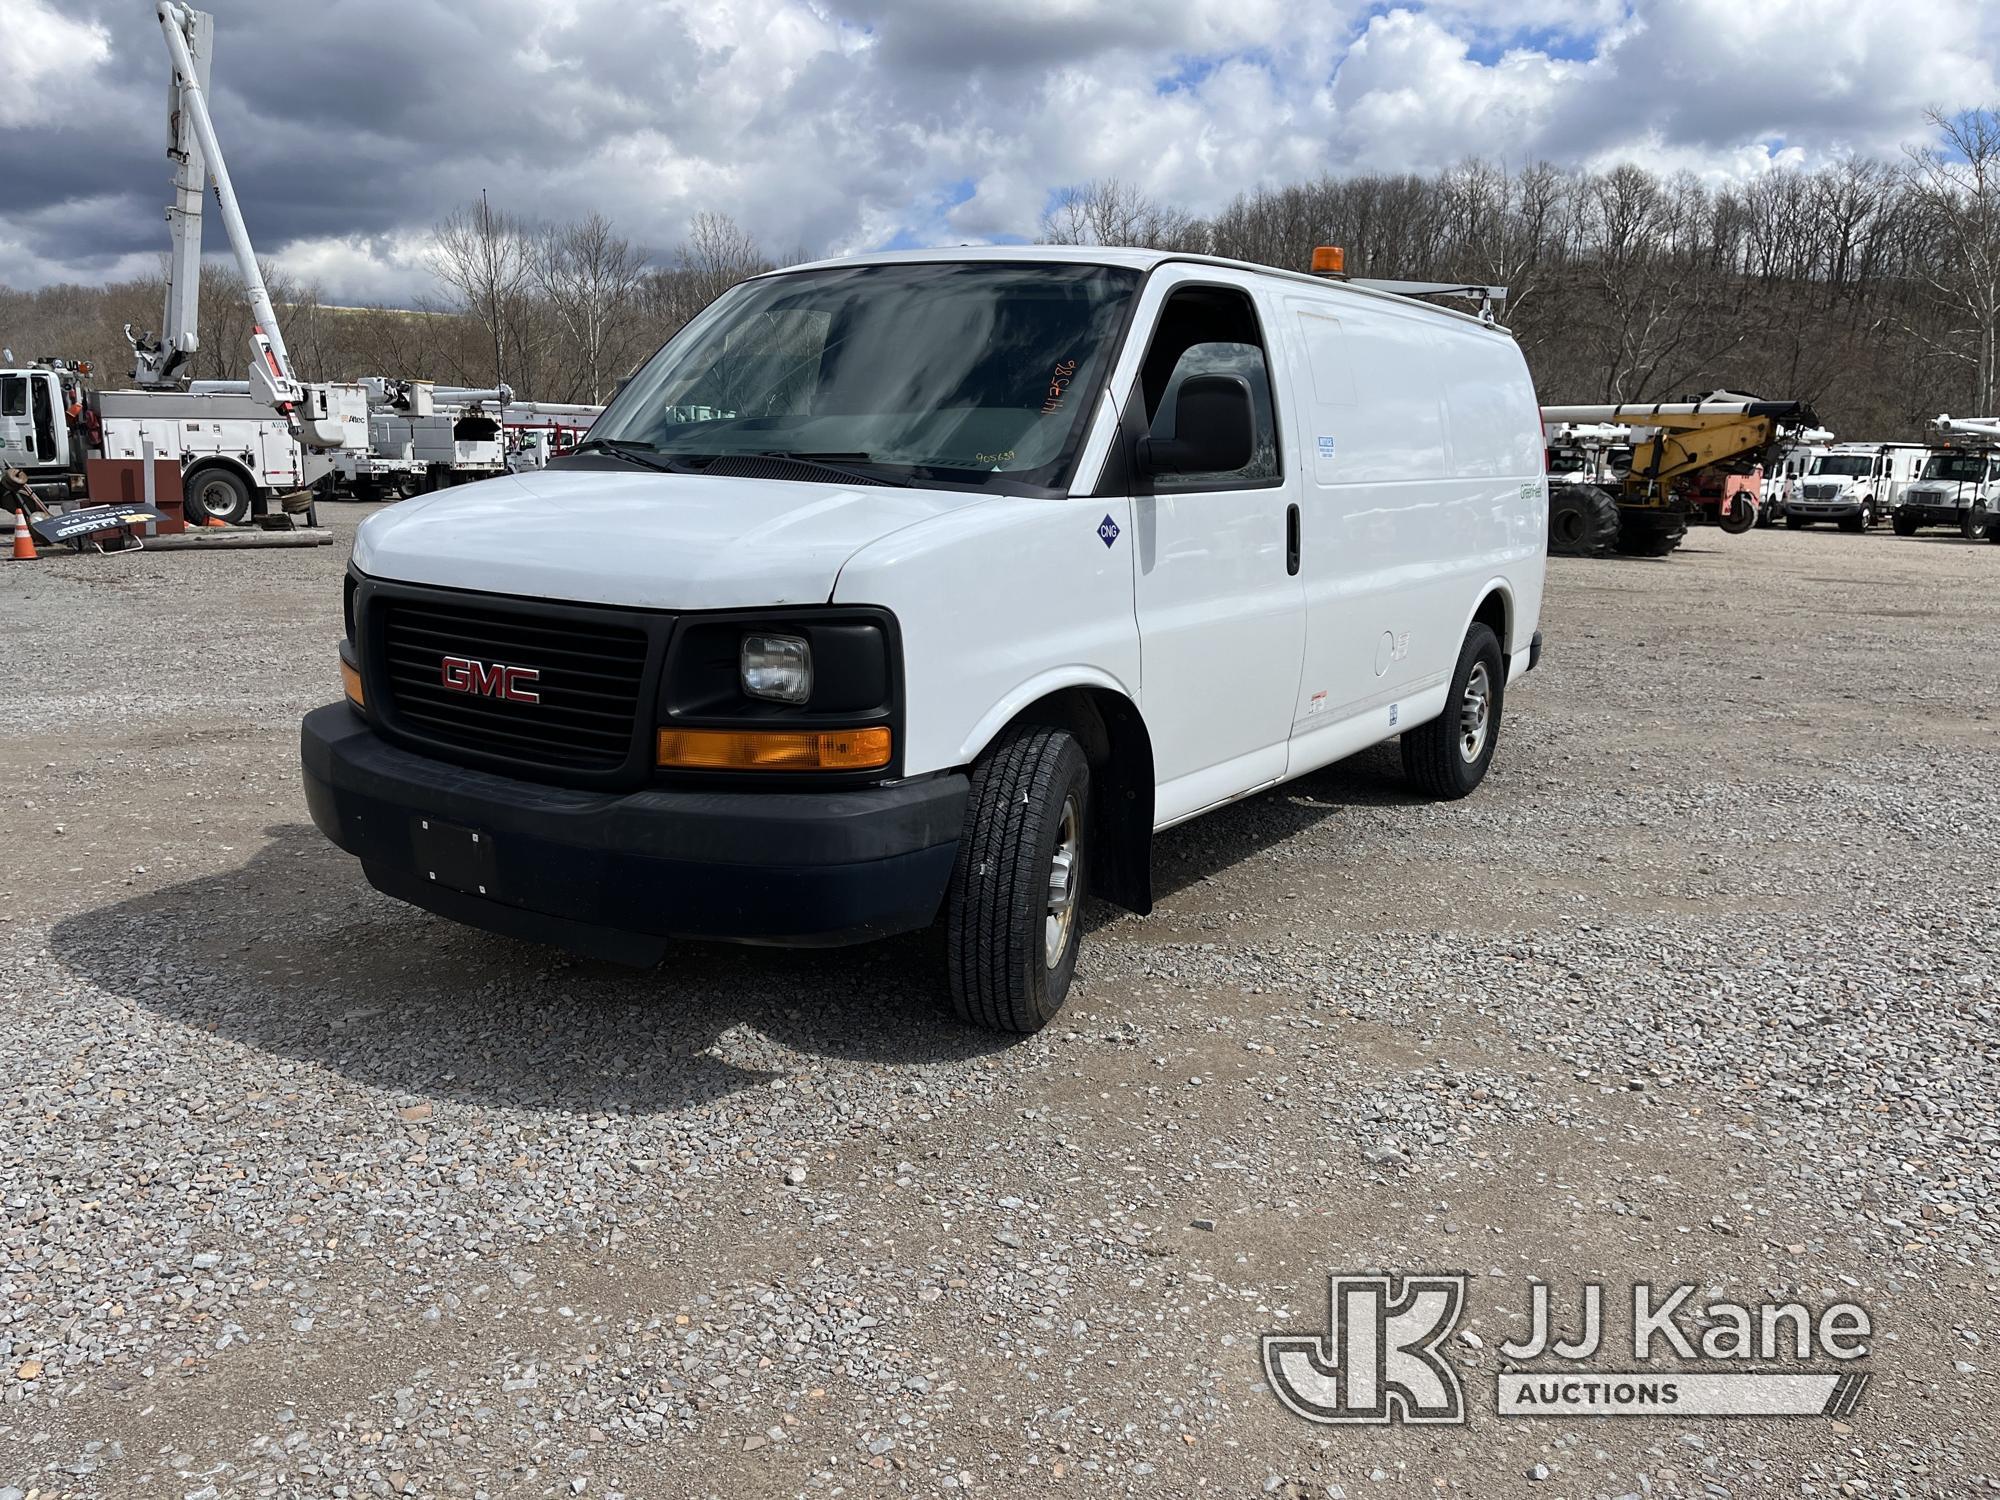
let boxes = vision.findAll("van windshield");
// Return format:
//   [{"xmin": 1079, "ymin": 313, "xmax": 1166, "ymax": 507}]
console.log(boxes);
[
  {"xmin": 578, "ymin": 262, "xmax": 1142, "ymax": 495},
  {"xmin": 1920, "ymin": 452, "xmax": 1990, "ymax": 481}
]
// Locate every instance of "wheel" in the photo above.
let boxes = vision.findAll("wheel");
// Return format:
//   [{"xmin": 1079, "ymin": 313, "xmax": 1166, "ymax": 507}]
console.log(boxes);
[
  {"xmin": 1547, "ymin": 485, "xmax": 1619, "ymax": 557},
  {"xmin": 1964, "ymin": 506, "xmax": 1989, "ymax": 541},
  {"xmin": 1717, "ymin": 493, "xmax": 1757, "ymax": 534},
  {"xmin": 1614, "ymin": 510, "xmax": 1686, "ymax": 556},
  {"xmin": 1837, "ymin": 511, "xmax": 1864, "ymax": 533},
  {"xmin": 1860, "ymin": 498, "xmax": 1877, "ymax": 529},
  {"xmin": 944, "ymin": 726, "xmax": 1091, "ymax": 1034},
  {"xmin": 183, "ymin": 465, "xmax": 251, "ymax": 526},
  {"xmin": 1401, "ymin": 624, "xmax": 1504, "ymax": 800},
  {"xmin": 1893, "ymin": 511, "xmax": 1917, "ymax": 536}
]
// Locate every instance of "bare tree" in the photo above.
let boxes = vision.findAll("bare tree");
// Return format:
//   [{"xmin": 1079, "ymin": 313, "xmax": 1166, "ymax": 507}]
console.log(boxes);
[
  {"xmin": 1906, "ymin": 107, "xmax": 2000, "ymax": 414},
  {"xmin": 427, "ymin": 195, "xmax": 536, "ymax": 390},
  {"xmin": 534, "ymin": 213, "xmax": 646, "ymax": 402},
  {"xmin": 1038, "ymin": 179, "xmax": 1202, "ymax": 250}
]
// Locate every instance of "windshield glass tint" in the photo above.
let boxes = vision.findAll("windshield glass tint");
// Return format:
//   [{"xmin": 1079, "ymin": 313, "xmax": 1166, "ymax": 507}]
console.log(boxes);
[
  {"xmin": 1811, "ymin": 456, "xmax": 1871, "ymax": 478},
  {"xmin": 1921, "ymin": 453, "xmax": 1988, "ymax": 480},
  {"xmin": 587, "ymin": 262, "xmax": 1141, "ymax": 493}
]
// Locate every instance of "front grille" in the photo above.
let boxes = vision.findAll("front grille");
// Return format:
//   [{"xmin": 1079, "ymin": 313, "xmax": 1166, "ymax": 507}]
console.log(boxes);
[
  {"xmin": 1802, "ymin": 483, "xmax": 1841, "ymax": 500},
  {"xmin": 378, "ymin": 596, "xmax": 649, "ymax": 770}
]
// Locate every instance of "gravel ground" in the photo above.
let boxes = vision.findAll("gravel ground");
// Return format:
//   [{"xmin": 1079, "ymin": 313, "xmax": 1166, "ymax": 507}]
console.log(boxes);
[{"xmin": 0, "ymin": 508, "xmax": 1995, "ymax": 1499}]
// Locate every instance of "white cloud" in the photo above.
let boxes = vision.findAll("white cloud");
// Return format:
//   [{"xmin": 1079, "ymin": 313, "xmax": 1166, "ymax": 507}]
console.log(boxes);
[
  {"xmin": 3, "ymin": 0, "xmax": 112, "ymax": 126},
  {"xmin": 3, "ymin": 0, "xmax": 1997, "ymax": 304}
]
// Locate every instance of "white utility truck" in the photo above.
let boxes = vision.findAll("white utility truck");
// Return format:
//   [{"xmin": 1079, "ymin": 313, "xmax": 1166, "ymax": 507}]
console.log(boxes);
[
  {"xmin": 1, "ymin": 4, "xmax": 365, "ymax": 524},
  {"xmin": 504, "ymin": 401, "xmax": 602, "ymax": 473},
  {"xmin": 303, "ymin": 247, "xmax": 1547, "ymax": 1032},
  {"xmin": 1895, "ymin": 416, "xmax": 2000, "ymax": 540},
  {"xmin": 335, "ymin": 381, "xmax": 516, "ymax": 499},
  {"xmin": 1786, "ymin": 441, "xmax": 1926, "ymax": 530}
]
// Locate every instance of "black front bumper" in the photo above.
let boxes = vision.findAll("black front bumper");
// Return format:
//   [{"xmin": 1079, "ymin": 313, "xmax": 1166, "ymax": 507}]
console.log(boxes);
[
  {"xmin": 1898, "ymin": 504, "xmax": 1971, "ymax": 529},
  {"xmin": 301, "ymin": 704, "xmax": 967, "ymax": 964}
]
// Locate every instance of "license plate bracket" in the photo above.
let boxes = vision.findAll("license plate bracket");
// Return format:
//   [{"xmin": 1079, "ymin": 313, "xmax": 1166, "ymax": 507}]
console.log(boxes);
[{"xmin": 412, "ymin": 816, "xmax": 500, "ymax": 899}]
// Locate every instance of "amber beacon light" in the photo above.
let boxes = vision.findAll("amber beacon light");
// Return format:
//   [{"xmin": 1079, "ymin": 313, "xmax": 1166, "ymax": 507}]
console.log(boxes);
[
  {"xmin": 1311, "ymin": 245, "xmax": 1346, "ymax": 276},
  {"xmin": 656, "ymin": 726, "xmax": 893, "ymax": 771}
]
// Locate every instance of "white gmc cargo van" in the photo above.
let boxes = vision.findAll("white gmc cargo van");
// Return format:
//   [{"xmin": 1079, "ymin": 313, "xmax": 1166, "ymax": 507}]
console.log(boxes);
[{"xmin": 303, "ymin": 248, "xmax": 1547, "ymax": 1032}]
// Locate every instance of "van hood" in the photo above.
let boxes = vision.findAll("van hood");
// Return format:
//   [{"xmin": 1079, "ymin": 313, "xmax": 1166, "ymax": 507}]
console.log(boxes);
[{"xmin": 351, "ymin": 466, "xmax": 992, "ymax": 609}]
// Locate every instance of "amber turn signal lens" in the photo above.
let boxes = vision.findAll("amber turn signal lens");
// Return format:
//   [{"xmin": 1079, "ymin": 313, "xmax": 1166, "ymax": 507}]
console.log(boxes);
[
  {"xmin": 1311, "ymin": 244, "xmax": 1345, "ymax": 274},
  {"xmin": 657, "ymin": 726, "xmax": 891, "ymax": 771},
  {"xmin": 341, "ymin": 656, "xmax": 365, "ymax": 708}
]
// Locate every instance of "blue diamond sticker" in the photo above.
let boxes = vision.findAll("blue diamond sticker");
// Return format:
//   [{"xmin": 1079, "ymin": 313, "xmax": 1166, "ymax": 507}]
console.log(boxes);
[{"xmin": 1098, "ymin": 514, "xmax": 1120, "ymax": 547}]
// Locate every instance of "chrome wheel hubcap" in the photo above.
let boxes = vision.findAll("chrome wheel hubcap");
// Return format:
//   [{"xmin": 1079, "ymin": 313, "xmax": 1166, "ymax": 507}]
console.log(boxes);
[
  {"xmin": 1044, "ymin": 795, "xmax": 1081, "ymax": 969},
  {"xmin": 1458, "ymin": 661, "xmax": 1492, "ymax": 763}
]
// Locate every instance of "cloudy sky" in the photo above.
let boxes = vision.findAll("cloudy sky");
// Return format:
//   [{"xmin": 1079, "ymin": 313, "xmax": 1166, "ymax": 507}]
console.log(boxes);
[{"xmin": 7, "ymin": 0, "xmax": 1998, "ymax": 306}]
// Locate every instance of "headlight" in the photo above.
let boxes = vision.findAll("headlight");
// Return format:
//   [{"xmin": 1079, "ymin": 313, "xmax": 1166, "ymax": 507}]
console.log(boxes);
[{"xmin": 741, "ymin": 633, "xmax": 812, "ymax": 704}]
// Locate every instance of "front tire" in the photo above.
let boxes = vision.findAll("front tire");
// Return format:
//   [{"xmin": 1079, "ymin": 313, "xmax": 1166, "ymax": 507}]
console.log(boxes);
[
  {"xmin": 944, "ymin": 726, "xmax": 1091, "ymax": 1034},
  {"xmin": 1893, "ymin": 511, "xmax": 1918, "ymax": 536},
  {"xmin": 1547, "ymin": 485, "xmax": 1620, "ymax": 557},
  {"xmin": 1401, "ymin": 624, "xmax": 1504, "ymax": 800}
]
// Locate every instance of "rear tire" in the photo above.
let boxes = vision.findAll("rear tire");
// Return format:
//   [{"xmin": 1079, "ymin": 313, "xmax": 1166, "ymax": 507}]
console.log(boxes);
[
  {"xmin": 183, "ymin": 465, "xmax": 251, "ymax": 526},
  {"xmin": 1614, "ymin": 510, "xmax": 1686, "ymax": 557},
  {"xmin": 1401, "ymin": 624, "xmax": 1504, "ymax": 800},
  {"xmin": 944, "ymin": 726, "xmax": 1091, "ymax": 1034}
]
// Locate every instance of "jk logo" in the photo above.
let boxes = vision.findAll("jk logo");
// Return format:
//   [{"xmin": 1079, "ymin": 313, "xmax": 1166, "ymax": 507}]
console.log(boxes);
[{"xmin": 1263, "ymin": 1273, "xmax": 1468, "ymax": 1425}]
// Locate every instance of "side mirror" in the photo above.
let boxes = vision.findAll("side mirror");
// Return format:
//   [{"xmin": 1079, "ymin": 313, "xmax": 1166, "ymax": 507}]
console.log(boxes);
[{"xmin": 1138, "ymin": 373, "xmax": 1254, "ymax": 477}]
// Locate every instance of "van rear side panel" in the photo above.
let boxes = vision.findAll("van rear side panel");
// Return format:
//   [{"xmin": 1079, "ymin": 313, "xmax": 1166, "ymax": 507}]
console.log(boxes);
[{"xmin": 1273, "ymin": 287, "xmax": 1544, "ymax": 773}]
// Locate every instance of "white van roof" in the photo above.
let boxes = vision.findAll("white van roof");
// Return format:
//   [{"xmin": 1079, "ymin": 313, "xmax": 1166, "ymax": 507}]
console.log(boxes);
[{"xmin": 760, "ymin": 245, "xmax": 1509, "ymax": 331}]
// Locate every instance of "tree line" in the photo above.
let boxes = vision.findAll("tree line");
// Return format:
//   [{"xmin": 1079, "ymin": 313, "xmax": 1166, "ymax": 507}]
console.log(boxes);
[{"xmin": 3, "ymin": 107, "xmax": 1995, "ymax": 439}]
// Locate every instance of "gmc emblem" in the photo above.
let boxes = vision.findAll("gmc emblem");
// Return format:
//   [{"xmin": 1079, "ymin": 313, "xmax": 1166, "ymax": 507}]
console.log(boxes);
[{"xmin": 439, "ymin": 654, "xmax": 541, "ymax": 704}]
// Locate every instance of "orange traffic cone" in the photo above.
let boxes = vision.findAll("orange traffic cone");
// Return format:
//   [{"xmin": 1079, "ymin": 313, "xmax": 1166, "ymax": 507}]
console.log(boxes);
[
  {"xmin": 9, "ymin": 508, "xmax": 37, "ymax": 561},
  {"xmin": 204, "ymin": 513, "xmax": 227, "ymax": 528}
]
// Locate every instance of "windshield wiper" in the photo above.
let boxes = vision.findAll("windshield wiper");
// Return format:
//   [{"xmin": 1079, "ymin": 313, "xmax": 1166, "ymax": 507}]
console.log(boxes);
[
  {"xmin": 663, "ymin": 450, "xmax": 913, "ymax": 488},
  {"xmin": 567, "ymin": 438, "xmax": 685, "ymax": 474},
  {"xmin": 750, "ymin": 451, "xmax": 912, "ymax": 487}
]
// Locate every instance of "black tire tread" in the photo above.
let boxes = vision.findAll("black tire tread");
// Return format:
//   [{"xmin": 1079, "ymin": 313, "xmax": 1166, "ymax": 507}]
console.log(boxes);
[
  {"xmin": 1400, "ymin": 624, "xmax": 1502, "ymax": 801},
  {"xmin": 1548, "ymin": 485, "xmax": 1620, "ymax": 557},
  {"xmin": 945, "ymin": 726, "xmax": 1087, "ymax": 1034}
]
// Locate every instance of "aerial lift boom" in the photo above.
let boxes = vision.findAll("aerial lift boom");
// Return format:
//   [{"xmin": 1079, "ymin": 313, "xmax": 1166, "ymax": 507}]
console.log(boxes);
[{"xmin": 128, "ymin": 2, "xmax": 348, "ymax": 452}]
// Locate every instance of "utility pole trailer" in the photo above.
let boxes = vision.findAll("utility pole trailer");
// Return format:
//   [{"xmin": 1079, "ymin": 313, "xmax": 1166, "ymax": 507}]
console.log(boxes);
[{"xmin": 1540, "ymin": 394, "xmax": 1817, "ymax": 557}]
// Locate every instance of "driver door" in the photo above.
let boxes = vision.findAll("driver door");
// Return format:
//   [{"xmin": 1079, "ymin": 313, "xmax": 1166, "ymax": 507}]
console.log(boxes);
[
  {"xmin": 0, "ymin": 373, "xmax": 34, "ymax": 469},
  {"xmin": 1105, "ymin": 269, "xmax": 1306, "ymax": 826}
]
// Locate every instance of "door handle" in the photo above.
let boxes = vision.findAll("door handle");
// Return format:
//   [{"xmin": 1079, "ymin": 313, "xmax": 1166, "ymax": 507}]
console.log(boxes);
[{"xmin": 1286, "ymin": 503, "xmax": 1301, "ymax": 575}]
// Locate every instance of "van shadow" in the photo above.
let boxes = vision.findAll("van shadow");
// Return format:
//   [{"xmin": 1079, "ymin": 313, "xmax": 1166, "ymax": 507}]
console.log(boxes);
[
  {"xmin": 1125, "ymin": 739, "xmax": 1420, "ymax": 917},
  {"xmin": 50, "ymin": 747, "xmax": 1415, "ymax": 1116}
]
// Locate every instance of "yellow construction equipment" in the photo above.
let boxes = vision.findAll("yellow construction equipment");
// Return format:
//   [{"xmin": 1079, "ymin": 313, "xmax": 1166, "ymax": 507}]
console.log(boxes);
[{"xmin": 1541, "ymin": 393, "xmax": 1819, "ymax": 557}]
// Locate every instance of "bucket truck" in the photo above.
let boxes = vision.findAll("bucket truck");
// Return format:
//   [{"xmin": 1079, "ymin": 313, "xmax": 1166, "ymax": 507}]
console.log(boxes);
[
  {"xmin": 1539, "ymin": 393, "xmax": 1818, "ymax": 557},
  {"xmin": 1896, "ymin": 416, "xmax": 2000, "ymax": 541},
  {"xmin": 0, "ymin": 4, "xmax": 365, "ymax": 527},
  {"xmin": 332, "ymin": 381, "xmax": 517, "ymax": 499}
]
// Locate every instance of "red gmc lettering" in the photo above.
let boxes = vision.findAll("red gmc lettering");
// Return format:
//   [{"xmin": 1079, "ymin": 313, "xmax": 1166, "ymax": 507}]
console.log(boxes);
[{"xmin": 440, "ymin": 655, "xmax": 541, "ymax": 703}]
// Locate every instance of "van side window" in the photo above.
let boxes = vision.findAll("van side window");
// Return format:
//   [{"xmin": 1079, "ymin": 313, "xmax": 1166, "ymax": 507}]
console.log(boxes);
[
  {"xmin": 1138, "ymin": 287, "xmax": 1279, "ymax": 490},
  {"xmin": 0, "ymin": 375, "xmax": 25, "ymax": 418}
]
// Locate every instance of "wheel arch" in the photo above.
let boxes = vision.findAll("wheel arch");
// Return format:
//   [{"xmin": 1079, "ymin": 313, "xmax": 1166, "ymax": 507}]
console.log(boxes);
[
  {"xmin": 181, "ymin": 453, "xmax": 260, "ymax": 494},
  {"xmin": 1459, "ymin": 580, "xmax": 1514, "ymax": 664},
  {"xmin": 960, "ymin": 673, "xmax": 1155, "ymax": 916}
]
